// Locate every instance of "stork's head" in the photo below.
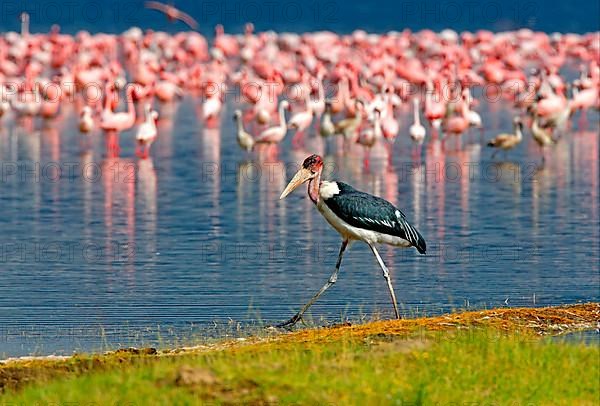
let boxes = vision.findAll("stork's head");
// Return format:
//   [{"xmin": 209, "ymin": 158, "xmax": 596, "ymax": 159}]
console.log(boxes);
[{"xmin": 279, "ymin": 155, "xmax": 323, "ymax": 200}]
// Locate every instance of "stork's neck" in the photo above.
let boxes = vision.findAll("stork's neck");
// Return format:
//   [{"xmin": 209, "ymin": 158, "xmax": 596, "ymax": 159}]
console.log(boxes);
[{"xmin": 307, "ymin": 170, "xmax": 322, "ymax": 204}]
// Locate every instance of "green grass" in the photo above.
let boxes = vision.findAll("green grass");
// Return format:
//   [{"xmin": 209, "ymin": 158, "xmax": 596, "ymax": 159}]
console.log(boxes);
[{"xmin": 2, "ymin": 328, "xmax": 598, "ymax": 405}]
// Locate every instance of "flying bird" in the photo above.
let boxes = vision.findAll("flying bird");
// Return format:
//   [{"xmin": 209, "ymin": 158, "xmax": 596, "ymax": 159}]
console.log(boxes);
[{"xmin": 145, "ymin": 1, "xmax": 199, "ymax": 30}]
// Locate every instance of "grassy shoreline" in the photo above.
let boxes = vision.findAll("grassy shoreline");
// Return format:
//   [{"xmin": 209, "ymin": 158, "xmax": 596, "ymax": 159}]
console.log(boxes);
[{"xmin": 1, "ymin": 303, "xmax": 598, "ymax": 403}]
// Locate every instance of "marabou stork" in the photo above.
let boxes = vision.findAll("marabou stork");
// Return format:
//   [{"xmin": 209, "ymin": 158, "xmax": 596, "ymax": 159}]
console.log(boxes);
[{"xmin": 278, "ymin": 155, "xmax": 426, "ymax": 327}]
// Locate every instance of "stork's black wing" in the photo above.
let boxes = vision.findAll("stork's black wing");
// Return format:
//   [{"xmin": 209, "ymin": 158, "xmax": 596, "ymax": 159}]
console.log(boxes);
[{"xmin": 323, "ymin": 182, "xmax": 426, "ymax": 254}]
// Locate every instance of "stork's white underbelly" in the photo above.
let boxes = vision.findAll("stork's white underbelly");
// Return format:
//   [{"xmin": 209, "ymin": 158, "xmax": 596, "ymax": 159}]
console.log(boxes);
[{"xmin": 316, "ymin": 199, "xmax": 412, "ymax": 247}]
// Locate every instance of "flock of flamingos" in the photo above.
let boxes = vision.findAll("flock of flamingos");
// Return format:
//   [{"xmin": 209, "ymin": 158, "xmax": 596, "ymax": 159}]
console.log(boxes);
[{"xmin": 0, "ymin": 7, "xmax": 598, "ymax": 165}]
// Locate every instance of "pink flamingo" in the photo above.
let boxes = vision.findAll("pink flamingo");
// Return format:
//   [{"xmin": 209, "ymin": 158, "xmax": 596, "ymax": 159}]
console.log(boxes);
[
  {"xmin": 101, "ymin": 85, "xmax": 136, "ymax": 155},
  {"xmin": 136, "ymin": 104, "xmax": 159, "ymax": 158},
  {"xmin": 380, "ymin": 96, "xmax": 400, "ymax": 143},
  {"xmin": 155, "ymin": 80, "xmax": 182, "ymax": 102},
  {"xmin": 424, "ymin": 81, "xmax": 445, "ymax": 131},
  {"xmin": 442, "ymin": 92, "xmax": 469, "ymax": 142},
  {"xmin": 330, "ymin": 77, "xmax": 350, "ymax": 115},
  {"xmin": 79, "ymin": 106, "xmax": 94, "ymax": 133},
  {"xmin": 10, "ymin": 83, "xmax": 42, "ymax": 117},
  {"xmin": 40, "ymin": 94, "xmax": 61, "ymax": 119},
  {"xmin": 571, "ymin": 86, "xmax": 599, "ymax": 111},
  {"xmin": 214, "ymin": 25, "xmax": 239, "ymax": 57},
  {"xmin": 255, "ymin": 100, "xmax": 289, "ymax": 144},
  {"xmin": 409, "ymin": 98, "xmax": 426, "ymax": 146},
  {"xmin": 202, "ymin": 90, "xmax": 223, "ymax": 125},
  {"xmin": 358, "ymin": 108, "xmax": 382, "ymax": 149},
  {"xmin": 288, "ymin": 92, "xmax": 314, "ymax": 147},
  {"xmin": 308, "ymin": 76, "xmax": 326, "ymax": 116}
]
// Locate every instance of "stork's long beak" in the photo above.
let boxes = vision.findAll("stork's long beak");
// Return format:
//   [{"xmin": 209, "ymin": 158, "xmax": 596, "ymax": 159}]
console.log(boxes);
[{"xmin": 280, "ymin": 168, "xmax": 313, "ymax": 200}]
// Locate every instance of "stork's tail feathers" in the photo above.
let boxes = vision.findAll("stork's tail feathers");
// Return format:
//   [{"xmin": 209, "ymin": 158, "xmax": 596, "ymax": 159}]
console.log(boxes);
[
  {"xmin": 403, "ymin": 221, "xmax": 426, "ymax": 254},
  {"xmin": 414, "ymin": 231, "xmax": 427, "ymax": 255}
]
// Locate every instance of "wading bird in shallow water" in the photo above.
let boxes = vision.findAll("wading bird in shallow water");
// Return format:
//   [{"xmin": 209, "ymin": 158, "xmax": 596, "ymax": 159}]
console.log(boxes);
[
  {"xmin": 233, "ymin": 109, "xmax": 255, "ymax": 152},
  {"xmin": 409, "ymin": 98, "xmax": 426, "ymax": 146},
  {"xmin": 136, "ymin": 104, "xmax": 159, "ymax": 159},
  {"xmin": 487, "ymin": 117, "xmax": 524, "ymax": 159},
  {"xmin": 79, "ymin": 106, "xmax": 94, "ymax": 133},
  {"xmin": 531, "ymin": 114, "xmax": 557, "ymax": 165},
  {"xmin": 277, "ymin": 155, "xmax": 426, "ymax": 327},
  {"xmin": 144, "ymin": 1, "xmax": 199, "ymax": 30}
]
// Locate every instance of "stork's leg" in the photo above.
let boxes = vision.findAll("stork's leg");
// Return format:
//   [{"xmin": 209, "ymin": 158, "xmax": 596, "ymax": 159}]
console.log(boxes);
[
  {"xmin": 369, "ymin": 244, "xmax": 401, "ymax": 319},
  {"xmin": 277, "ymin": 239, "xmax": 349, "ymax": 328}
]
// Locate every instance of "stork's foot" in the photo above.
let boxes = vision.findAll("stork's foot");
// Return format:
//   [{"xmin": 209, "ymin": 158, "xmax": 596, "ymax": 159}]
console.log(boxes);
[{"xmin": 274, "ymin": 313, "xmax": 303, "ymax": 329}]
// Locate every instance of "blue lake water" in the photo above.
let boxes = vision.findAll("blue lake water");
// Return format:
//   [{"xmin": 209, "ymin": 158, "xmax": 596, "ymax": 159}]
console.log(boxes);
[
  {"xmin": 0, "ymin": 1, "xmax": 599, "ymax": 357},
  {"xmin": 0, "ymin": 95, "xmax": 598, "ymax": 357},
  {"xmin": 0, "ymin": 0, "xmax": 598, "ymax": 34}
]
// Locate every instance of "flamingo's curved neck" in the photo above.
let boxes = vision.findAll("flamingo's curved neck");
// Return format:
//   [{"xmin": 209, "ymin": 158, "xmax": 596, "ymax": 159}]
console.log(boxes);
[
  {"xmin": 126, "ymin": 89, "xmax": 134, "ymax": 116},
  {"xmin": 413, "ymin": 99, "xmax": 421, "ymax": 125},
  {"xmin": 317, "ymin": 80, "xmax": 324, "ymax": 101},
  {"xmin": 464, "ymin": 103, "xmax": 471, "ymax": 117},
  {"xmin": 278, "ymin": 102, "xmax": 287, "ymax": 129},
  {"xmin": 515, "ymin": 123, "xmax": 523, "ymax": 140},
  {"xmin": 572, "ymin": 86, "xmax": 579, "ymax": 97},
  {"xmin": 349, "ymin": 75, "xmax": 359, "ymax": 93},
  {"xmin": 425, "ymin": 86, "xmax": 432, "ymax": 109},
  {"xmin": 374, "ymin": 112, "xmax": 382, "ymax": 139},
  {"xmin": 340, "ymin": 78, "xmax": 350, "ymax": 100},
  {"xmin": 532, "ymin": 116, "xmax": 541, "ymax": 133},
  {"xmin": 461, "ymin": 98, "xmax": 470, "ymax": 119},
  {"xmin": 104, "ymin": 84, "xmax": 113, "ymax": 112},
  {"xmin": 144, "ymin": 107, "xmax": 153, "ymax": 123},
  {"xmin": 235, "ymin": 115, "xmax": 244, "ymax": 132},
  {"xmin": 21, "ymin": 13, "xmax": 29, "ymax": 37},
  {"xmin": 305, "ymin": 91, "xmax": 312, "ymax": 113}
]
